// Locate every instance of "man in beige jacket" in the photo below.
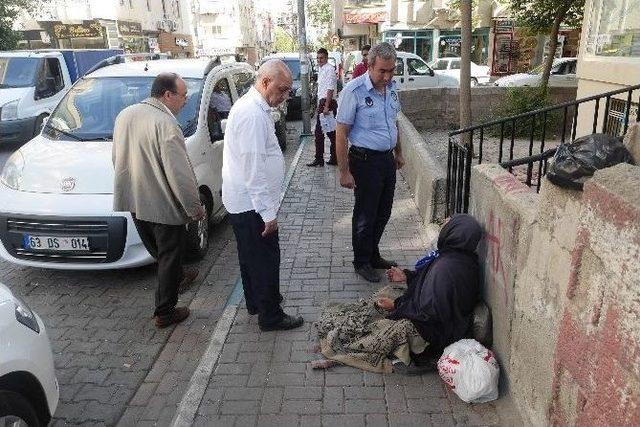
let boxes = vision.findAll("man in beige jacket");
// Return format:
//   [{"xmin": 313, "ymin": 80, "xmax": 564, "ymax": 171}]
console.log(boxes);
[{"xmin": 113, "ymin": 72, "xmax": 205, "ymax": 328}]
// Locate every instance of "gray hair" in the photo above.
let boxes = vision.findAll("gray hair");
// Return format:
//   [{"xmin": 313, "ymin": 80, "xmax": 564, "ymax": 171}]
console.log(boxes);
[
  {"xmin": 257, "ymin": 59, "xmax": 292, "ymax": 81},
  {"xmin": 367, "ymin": 42, "xmax": 397, "ymax": 67}
]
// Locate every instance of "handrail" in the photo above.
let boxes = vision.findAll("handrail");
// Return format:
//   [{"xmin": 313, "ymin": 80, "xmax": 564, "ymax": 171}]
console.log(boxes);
[{"xmin": 449, "ymin": 83, "xmax": 640, "ymax": 136}]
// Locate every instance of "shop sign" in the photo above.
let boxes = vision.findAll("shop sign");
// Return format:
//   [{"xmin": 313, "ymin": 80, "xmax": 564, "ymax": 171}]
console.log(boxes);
[
  {"xmin": 344, "ymin": 10, "xmax": 386, "ymax": 24},
  {"xmin": 53, "ymin": 21, "xmax": 103, "ymax": 39},
  {"xmin": 118, "ymin": 20, "xmax": 142, "ymax": 36},
  {"xmin": 494, "ymin": 19, "xmax": 514, "ymax": 33},
  {"xmin": 176, "ymin": 38, "xmax": 189, "ymax": 47}
]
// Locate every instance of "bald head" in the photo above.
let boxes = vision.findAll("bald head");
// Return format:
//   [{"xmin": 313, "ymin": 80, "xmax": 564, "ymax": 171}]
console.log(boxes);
[{"xmin": 255, "ymin": 59, "xmax": 293, "ymax": 107}]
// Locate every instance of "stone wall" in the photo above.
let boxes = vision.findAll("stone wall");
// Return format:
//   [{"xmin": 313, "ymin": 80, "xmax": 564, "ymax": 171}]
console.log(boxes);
[
  {"xmin": 397, "ymin": 113, "xmax": 447, "ymax": 223},
  {"xmin": 398, "ymin": 86, "xmax": 577, "ymax": 130},
  {"xmin": 466, "ymin": 162, "xmax": 640, "ymax": 425}
]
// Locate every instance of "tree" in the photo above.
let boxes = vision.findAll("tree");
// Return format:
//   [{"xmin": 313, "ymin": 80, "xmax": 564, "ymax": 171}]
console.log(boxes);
[
  {"xmin": 307, "ymin": 0, "xmax": 332, "ymax": 49},
  {"xmin": 509, "ymin": 0, "xmax": 584, "ymax": 89},
  {"xmin": 0, "ymin": 0, "xmax": 36, "ymax": 50},
  {"xmin": 459, "ymin": 0, "xmax": 473, "ymax": 146},
  {"xmin": 274, "ymin": 26, "xmax": 297, "ymax": 53}
]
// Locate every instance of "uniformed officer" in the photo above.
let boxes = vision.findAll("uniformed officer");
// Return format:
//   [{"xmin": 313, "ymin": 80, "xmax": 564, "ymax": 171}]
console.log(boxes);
[{"xmin": 335, "ymin": 42, "xmax": 405, "ymax": 283}]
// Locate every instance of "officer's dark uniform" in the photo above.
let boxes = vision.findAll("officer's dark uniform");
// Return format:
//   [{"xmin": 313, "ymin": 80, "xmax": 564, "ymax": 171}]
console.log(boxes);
[{"xmin": 336, "ymin": 71, "xmax": 401, "ymax": 271}]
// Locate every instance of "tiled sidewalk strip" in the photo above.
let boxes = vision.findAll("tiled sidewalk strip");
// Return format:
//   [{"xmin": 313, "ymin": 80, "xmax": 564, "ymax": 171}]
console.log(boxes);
[{"xmin": 191, "ymin": 137, "xmax": 516, "ymax": 426}]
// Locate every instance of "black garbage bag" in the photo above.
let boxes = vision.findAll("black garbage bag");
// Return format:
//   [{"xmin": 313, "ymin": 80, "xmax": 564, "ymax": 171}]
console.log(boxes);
[{"xmin": 547, "ymin": 133, "xmax": 635, "ymax": 190}]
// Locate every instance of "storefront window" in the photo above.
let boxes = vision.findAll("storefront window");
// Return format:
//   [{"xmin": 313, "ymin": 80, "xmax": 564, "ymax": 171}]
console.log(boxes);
[
  {"xmin": 383, "ymin": 30, "xmax": 433, "ymax": 62},
  {"xmin": 585, "ymin": 0, "xmax": 640, "ymax": 57}
]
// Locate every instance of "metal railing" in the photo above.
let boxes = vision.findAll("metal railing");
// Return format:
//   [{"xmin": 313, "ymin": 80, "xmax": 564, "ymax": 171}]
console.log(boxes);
[{"xmin": 446, "ymin": 83, "xmax": 640, "ymax": 215}]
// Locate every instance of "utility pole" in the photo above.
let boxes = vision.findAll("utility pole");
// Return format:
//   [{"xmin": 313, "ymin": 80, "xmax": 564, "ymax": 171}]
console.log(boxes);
[{"xmin": 297, "ymin": 0, "xmax": 312, "ymax": 134}]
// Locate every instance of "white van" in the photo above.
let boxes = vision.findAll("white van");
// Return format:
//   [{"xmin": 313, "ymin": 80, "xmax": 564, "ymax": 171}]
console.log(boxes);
[
  {"xmin": 0, "ymin": 58, "xmax": 261, "ymax": 269},
  {"xmin": 0, "ymin": 50, "xmax": 122, "ymax": 145}
]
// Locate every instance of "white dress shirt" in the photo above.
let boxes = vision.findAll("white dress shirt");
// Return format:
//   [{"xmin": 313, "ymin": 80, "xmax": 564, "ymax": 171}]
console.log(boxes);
[
  {"xmin": 221, "ymin": 86, "xmax": 284, "ymax": 223},
  {"xmin": 317, "ymin": 63, "xmax": 337, "ymax": 102}
]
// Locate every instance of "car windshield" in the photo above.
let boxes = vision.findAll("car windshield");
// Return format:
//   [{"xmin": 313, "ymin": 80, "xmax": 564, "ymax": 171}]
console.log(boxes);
[
  {"xmin": 283, "ymin": 60, "xmax": 301, "ymax": 80},
  {"xmin": 44, "ymin": 76, "xmax": 203, "ymax": 141},
  {"xmin": 0, "ymin": 57, "xmax": 42, "ymax": 88}
]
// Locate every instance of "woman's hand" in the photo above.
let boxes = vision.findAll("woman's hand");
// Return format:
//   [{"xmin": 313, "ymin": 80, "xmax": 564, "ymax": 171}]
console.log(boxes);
[
  {"xmin": 376, "ymin": 297, "xmax": 395, "ymax": 311},
  {"xmin": 386, "ymin": 266, "xmax": 406, "ymax": 283}
]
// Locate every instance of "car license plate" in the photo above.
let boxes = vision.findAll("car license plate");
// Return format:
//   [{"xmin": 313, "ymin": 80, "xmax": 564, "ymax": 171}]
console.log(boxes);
[{"xmin": 23, "ymin": 235, "xmax": 90, "ymax": 251}]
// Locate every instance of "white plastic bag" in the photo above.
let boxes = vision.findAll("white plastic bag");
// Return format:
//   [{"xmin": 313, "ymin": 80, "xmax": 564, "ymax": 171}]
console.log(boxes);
[
  {"xmin": 319, "ymin": 112, "xmax": 337, "ymax": 133},
  {"xmin": 437, "ymin": 339, "xmax": 499, "ymax": 403}
]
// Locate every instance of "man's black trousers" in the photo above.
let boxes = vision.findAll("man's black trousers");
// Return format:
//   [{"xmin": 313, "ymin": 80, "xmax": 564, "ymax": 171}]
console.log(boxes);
[
  {"xmin": 229, "ymin": 210, "xmax": 285, "ymax": 327},
  {"xmin": 132, "ymin": 216, "xmax": 185, "ymax": 317},
  {"xmin": 349, "ymin": 147, "xmax": 396, "ymax": 267}
]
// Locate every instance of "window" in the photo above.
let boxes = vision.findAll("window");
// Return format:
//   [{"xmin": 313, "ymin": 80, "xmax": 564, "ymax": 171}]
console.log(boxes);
[
  {"xmin": 585, "ymin": 0, "xmax": 640, "ymax": 57},
  {"xmin": 395, "ymin": 58, "xmax": 404, "ymax": 76},
  {"xmin": 450, "ymin": 60, "xmax": 461, "ymax": 70},
  {"xmin": 208, "ymin": 78, "xmax": 233, "ymax": 140},
  {"xmin": 407, "ymin": 58, "xmax": 429, "ymax": 76},
  {"xmin": 431, "ymin": 59, "xmax": 448, "ymax": 70},
  {"xmin": 233, "ymin": 72, "xmax": 254, "ymax": 98}
]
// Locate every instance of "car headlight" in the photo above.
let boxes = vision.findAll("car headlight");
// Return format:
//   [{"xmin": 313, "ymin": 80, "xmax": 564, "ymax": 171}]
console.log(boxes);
[
  {"xmin": 1, "ymin": 99, "xmax": 19, "ymax": 121},
  {"xmin": 14, "ymin": 295, "xmax": 40, "ymax": 333},
  {"xmin": 0, "ymin": 151, "xmax": 25, "ymax": 190}
]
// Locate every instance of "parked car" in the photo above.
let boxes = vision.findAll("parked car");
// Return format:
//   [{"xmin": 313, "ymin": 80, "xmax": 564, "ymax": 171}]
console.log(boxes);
[
  {"xmin": 393, "ymin": 52, "xmax": 459, "ymax": 89},
  {"xmin": 494, "ymin": 57, "xmax": 578, "ymax": 87},
  {"xmin": 0, "ymin": 56, "xmax": 280, "ymax": 270},
  {"xmin": 0, "ymin": 282, "xmax": 59, "ymax": 426},
  {"xmin": 0, "ymin": 49, "xmax": 123, "ymax": 145},
  {"xmin": 260, "ymin": 53, "xmax": 317, "ymax": 117},
  {"xmin": 428, "ymin": 57, "xmax": 491, "ymax": 86}
]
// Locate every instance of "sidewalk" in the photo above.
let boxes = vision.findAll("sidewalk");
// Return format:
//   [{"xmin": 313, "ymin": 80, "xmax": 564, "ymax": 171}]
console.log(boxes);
[{"xmin": 183, "ymin": 137, "xmax": 521, "ymax": 426}]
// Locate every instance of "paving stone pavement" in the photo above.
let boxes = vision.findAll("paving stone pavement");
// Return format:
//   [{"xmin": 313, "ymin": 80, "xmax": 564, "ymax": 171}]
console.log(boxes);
[
  {"xmin": 0, "ymin": 123, "xmax": 301, "ymax": 426},
  {"xmin": 187, "ymin": 131, "xmax": 523, "ymax": 426}
]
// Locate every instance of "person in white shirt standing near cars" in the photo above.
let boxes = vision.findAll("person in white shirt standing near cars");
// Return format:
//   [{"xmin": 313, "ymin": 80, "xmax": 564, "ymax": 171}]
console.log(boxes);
[
  {"xmin": 307, "ymin": 48, "xmax": 338, "ymax": 167},
  {"xmin": 222, "ymin": 60, "xmax": 304, "ymax": 332}
]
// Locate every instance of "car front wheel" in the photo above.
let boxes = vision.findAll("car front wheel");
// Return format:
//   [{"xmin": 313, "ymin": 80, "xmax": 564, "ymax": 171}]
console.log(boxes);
[
  {"xmin": 0, "ymin": 391, "xmax": 41, "ymax": 427},
  {"xmin": 185, "ymin": 191, "xmax": 210, "ymax": 260}
]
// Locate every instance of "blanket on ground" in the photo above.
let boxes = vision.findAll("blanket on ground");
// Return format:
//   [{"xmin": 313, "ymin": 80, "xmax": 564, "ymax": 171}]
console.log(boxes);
[{"xmin": 314, "ymin": 285, "xmax": 428, "ymax": 373}]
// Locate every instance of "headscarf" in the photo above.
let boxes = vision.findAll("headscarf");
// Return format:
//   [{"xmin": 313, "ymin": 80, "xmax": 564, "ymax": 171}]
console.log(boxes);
[{"xmin": 388, "ymin": 214, "xmax": 482, "ymax": 352}]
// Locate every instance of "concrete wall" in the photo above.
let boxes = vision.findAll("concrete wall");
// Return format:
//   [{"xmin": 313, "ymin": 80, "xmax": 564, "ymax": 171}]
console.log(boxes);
[
  {"xmin": 398, "ymin": 86, "xmax": 577, "ymax": 130},
  {"xmin": 397, "ymin": 113, "xmax": 447, "ymax": 224},
  {"xmin": 467, "ymin": 161, "xmax": 640, "ymax": 425}
]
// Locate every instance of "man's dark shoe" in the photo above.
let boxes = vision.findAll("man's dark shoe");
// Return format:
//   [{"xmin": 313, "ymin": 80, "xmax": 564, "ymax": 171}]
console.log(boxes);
[
  {"xmin": 326, "ymin": 158, "xmax": 338, "ymax": 165},
  {"xmin": 306, "ymin": 160, "xmax": 324, "ymax": 167},
  {"xmin": 260, "ymin": 314, "xmax": 304, "ymax": 331},
  {"xmin": 371, "ymin": 257, "xmax": 398, "ymax": 269},
  {"xmin": 178, "ymin": 268, "xmax": 199, "ymax": 294},
  {"xmin": 355, "ymin": 264, "xmax": 381, "ymax": 282},
  {"xmin": 155, "ymin": 306, "xmax": 190, "ymax": 328}
]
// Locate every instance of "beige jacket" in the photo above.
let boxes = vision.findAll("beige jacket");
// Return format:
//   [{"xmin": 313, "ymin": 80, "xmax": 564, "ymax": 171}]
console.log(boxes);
[{"xmin": 112, "ymin": 97, "xmax": 200, "ymax": 225}]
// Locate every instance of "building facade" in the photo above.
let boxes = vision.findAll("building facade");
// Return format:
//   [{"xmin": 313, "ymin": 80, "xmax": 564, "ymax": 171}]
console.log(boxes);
[
  {"xmin": 574, "ymin": 0, "xmax": 640, "ymax": 137},
  {"xmin": 17, "ymin": 0, "xmax": 195, "ymax": 57}
]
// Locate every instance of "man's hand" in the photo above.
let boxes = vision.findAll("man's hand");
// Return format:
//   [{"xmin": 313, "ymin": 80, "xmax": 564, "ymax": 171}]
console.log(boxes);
[
  {"xmin": 394, "ymin": 153, "xmax": 405, "ymax": 170},
  {"xmin": 323, "ymin": 106, "xmax": 331, "ymax": 116},
  {"xmin": 191, "ymin": 205, "xmax": 206, "ymax": 222},
  {"xmin": 376, "ymin": 297, "xmax": 395, "ymax": 311},
  {"xmin": 339, "ymin": 170, "xmax": 356, "ymax": 189},
  {"xmin": 386, "ymin": 266, "xmax": 407, "ymax": 283},
  {"xmin": 262, "ymin": 219, "xmax": 278, "ymax": 237}
]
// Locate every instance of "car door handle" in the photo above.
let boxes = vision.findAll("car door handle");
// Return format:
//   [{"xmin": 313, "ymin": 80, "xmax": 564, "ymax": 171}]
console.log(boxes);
[{"xmin": 408, "ymin": 78, "xmax": 415, "ymax": 81}]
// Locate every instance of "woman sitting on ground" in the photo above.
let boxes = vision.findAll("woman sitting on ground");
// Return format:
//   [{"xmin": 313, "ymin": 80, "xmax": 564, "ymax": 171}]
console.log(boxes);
[
  {"xmin": 378, "ymin": 213, "xmax": 482, "ymax": 360},
  {"xmin": 314, "ymin": 214, "xmax": 482, "ymax": 373}
]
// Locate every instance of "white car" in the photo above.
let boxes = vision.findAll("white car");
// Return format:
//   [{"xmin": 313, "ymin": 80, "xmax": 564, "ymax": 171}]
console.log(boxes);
[
  {"xmin": 0, "ymin": 282, "xmax": 59, "ymax": 425},
  {"xmin": 428, "ymin": 57, "xmax": 491, "ymax": 86},
  {"xmin": 494, "ymin": 57, "xmax": 578, "ymax": 87},
  {"xmin": 393, "ymin": 52, "xmax": 459, "ymax": 89},
  {"xmin": 0, "ymin": 57, "xmax": 260, "ymax": 270}
]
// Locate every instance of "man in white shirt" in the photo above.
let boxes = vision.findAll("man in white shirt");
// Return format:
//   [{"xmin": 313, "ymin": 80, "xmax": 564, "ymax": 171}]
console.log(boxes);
[
  {"xmin": 307, "ymin": 48, "xmax": 338, "ymax": 167},
  {"xmin": 222, "ymin": 60, "xmax": 304, "ymax": 331}
]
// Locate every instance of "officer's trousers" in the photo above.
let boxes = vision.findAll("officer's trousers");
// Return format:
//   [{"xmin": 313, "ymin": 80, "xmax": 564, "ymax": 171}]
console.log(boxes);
[
  {"xmin": 229, "ymin": 210, "xmax": 285, "ymax": 327},
  {"xmin": 349, "ymin": 148, "xmax": 396, "ymax": 267},
  {"xmin": 313, "ymin": 98, "xmax": 338, "ymax": 161}
]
